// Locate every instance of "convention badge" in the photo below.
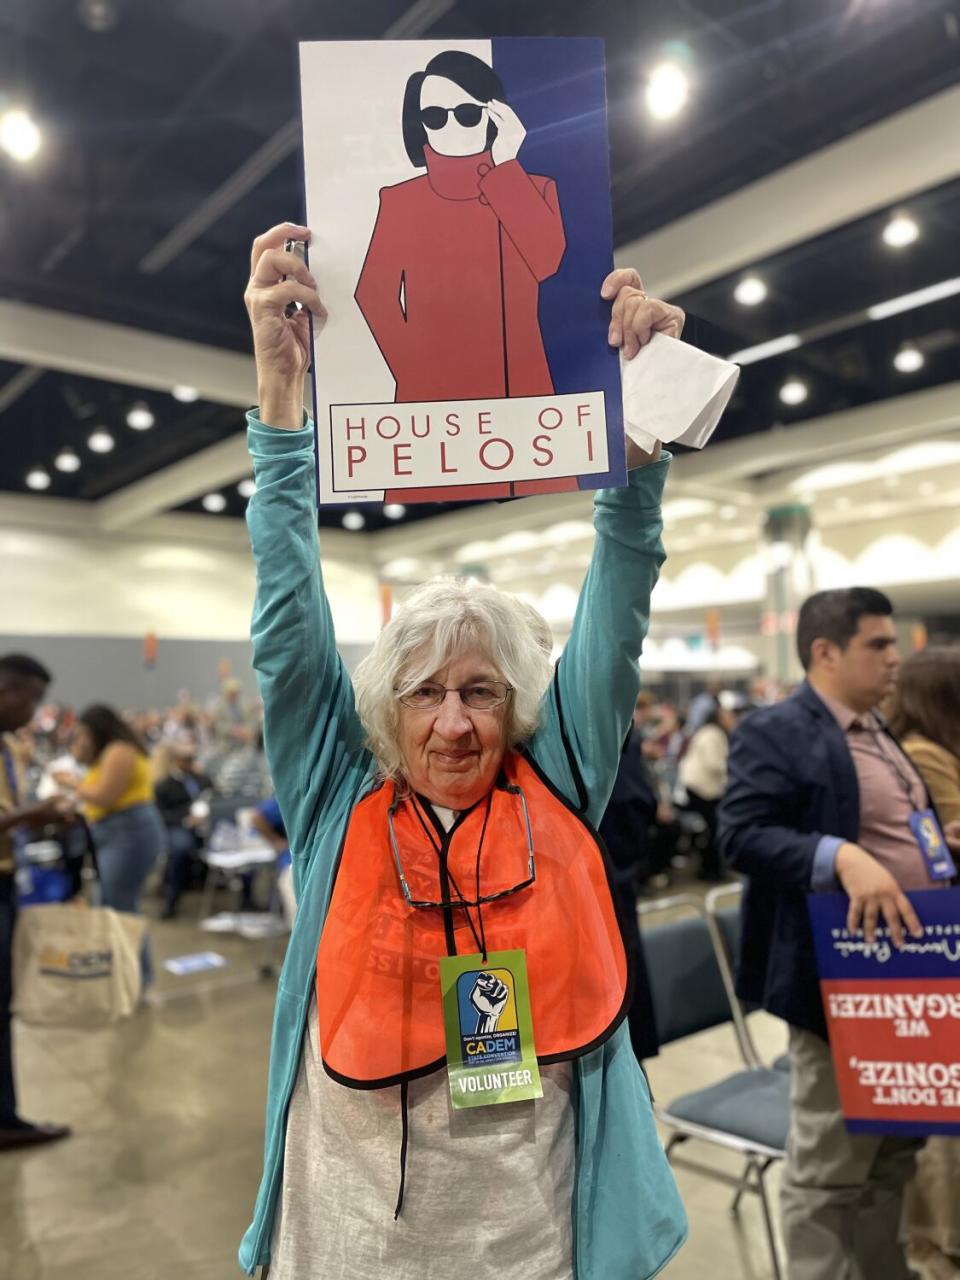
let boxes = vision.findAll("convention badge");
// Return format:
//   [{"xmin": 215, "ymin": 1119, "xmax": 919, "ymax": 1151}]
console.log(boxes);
[
  {"xmin": 439, "ymin": 949, "xmax": 543, "ymax": 1110},
  {"xmin": 909, "ymin": 809, "xmax": 957, "ymax": 882}
]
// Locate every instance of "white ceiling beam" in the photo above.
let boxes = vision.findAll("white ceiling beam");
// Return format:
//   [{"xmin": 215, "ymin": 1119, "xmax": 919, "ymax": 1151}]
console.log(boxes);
[
  {"xmin": 618, "ymin": 85, "xmax": 960, "ymax": 297},
  {"xmin": 677, "ymin": 380, "xmax": 960, "ymax": 485},
  {"xmin": 96, "ymin": 433, "xmax": 253, "ymax": 532},
  {"xmin": 0, "ymin": 300, "xmax": 257, "ymax": 406},
  {"xmin": 0, "ymin": 491, "xmax": 371, "ymax": 566}
]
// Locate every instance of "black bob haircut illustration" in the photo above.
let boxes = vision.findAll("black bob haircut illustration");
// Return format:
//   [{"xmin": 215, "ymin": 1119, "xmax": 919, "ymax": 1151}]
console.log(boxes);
[{"xmin": 402, "ymin": 50, "xmax": 506, "ymax": 168}]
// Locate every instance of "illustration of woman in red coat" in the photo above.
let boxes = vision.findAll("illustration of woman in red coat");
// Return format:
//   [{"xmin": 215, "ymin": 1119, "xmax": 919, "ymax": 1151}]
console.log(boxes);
[{"xmin": 354, "ymin": 49, "xmax": 574, "ymax": 501}]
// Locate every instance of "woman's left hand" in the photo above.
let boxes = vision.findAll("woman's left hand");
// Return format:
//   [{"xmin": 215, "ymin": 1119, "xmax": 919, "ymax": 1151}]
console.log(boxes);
[
  {"xmin": 944, "ymin": 820, "xmax": 960, "ymax": 855},
  {"xmin": 489, "ymin": 100, "xmax": 526, "ymax": 165},
  {"xmin": 602, "ymin": 268, "xmax": 685, "ymax": 360}
]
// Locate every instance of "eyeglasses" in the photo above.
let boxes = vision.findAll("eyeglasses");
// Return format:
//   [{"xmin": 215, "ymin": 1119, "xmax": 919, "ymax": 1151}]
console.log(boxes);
[
  {"xmin": 420, "ymin": 103, "xmax": 486, "ymax": 131},
  {"xmin": 397, "ymin": 680, "xmax": 512, "ymax": 711},
  {"xmin": 389, "ymin": 783, "xmax": 536, "ymax": 911}
]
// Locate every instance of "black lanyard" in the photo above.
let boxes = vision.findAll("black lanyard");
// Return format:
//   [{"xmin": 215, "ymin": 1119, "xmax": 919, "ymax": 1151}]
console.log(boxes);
[
  {"xmin": 851, "ymin": 722, "xmax": 923, "ymax": 812},
  {"xmin": 409, "ymin": 795, "xmax": 492, "ymax": 960}
]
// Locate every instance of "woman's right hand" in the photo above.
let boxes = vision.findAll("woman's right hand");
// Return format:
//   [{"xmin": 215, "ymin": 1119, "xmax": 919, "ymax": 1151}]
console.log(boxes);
[{"xmin": 244, "ymin": 223, "xmax": 326, "ymax": 430}]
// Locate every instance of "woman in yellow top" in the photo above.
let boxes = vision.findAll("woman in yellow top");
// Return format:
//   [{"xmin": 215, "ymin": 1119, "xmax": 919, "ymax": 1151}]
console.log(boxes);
[
  {"xmin": 68, "ymin": 705, "xmax": 166, "ymax": 987},
  {"xmin": 889, "ymin": 647, "xmax": 960, "ymax": 1271}
]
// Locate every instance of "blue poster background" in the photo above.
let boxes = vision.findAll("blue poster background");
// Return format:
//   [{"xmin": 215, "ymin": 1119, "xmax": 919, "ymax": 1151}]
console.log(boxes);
[
  {"xmin": 809, "ymin": 888, "xmax": 960, "ymax": 981},
  {"xmin": 492, "ymin": 37, "xmax": 625, "ymax": 491}
]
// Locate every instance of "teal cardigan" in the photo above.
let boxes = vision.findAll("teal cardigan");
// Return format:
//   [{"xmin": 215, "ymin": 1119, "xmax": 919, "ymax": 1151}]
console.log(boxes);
[{"xmin": 239, "ymin": 412, "xmax": 687, "ymax": 1278}]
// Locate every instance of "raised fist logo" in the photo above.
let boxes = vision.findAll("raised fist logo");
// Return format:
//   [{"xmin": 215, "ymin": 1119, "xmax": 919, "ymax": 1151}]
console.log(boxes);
[{"xmin": 469, "ymin": 971, "xmax": 510, "ymax": 1034}]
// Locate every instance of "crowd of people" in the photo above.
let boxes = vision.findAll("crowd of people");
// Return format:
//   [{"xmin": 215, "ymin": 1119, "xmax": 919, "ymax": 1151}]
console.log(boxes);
[
  {"xmin": 0, "ymin": 665, "xmax": 291, "ymax": 1153},
  {"xmin": 2, "ymin": 218, "xmax": 959, "ymax": 1280}
]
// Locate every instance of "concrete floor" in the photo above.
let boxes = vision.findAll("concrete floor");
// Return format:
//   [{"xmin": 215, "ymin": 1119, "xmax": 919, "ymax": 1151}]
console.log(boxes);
[{"xmin": 2, "ymin": 897, "xmax": 957, "ymax": 1280}]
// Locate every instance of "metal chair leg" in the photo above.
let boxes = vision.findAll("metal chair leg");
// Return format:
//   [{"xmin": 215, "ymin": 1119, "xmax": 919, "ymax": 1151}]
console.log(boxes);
[
  {"xmin": 730, "ymin": 1161, "xmax": 752, "ymax": 1216},
  {"xmin": 754, "ymin": 1157, "xmax": 783, "ymax": 1280},
  {"xmin": 665, "ymin": 1133, "xmax": 687, "ymax": 1160}
]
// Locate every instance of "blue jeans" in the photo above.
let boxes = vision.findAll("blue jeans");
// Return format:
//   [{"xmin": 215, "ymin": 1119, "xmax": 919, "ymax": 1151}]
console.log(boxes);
[
  {"xmin": 164, "ymin": 825, "xmax": 201, "ymax": 911},
  {"xmin": 91, "ymin": 804, "xmax": 165, "ymax": 987}
]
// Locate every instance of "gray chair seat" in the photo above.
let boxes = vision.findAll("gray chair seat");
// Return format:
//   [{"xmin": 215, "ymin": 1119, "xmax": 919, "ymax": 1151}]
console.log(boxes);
[{"xmin": 664, "ymin": 1067, "xmax": 790, "ymax": 1153}]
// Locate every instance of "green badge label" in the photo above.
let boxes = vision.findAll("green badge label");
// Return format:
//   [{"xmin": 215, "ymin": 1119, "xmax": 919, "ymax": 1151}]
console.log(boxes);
[{"xmin": 439, "ymin": 948, "xmax": 543, "ymax": 1109}]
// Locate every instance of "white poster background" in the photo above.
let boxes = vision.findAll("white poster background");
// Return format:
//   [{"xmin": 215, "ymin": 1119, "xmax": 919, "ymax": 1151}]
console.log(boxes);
[{"xmin": 298, "ymin": 40, "xmax": 607, "ymax": 505}]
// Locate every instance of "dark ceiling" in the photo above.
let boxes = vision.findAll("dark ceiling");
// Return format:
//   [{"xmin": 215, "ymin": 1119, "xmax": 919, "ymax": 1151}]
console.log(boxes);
[{"xmin": 1, "ymin": 0, "xmax": 959, "ymax": 527}]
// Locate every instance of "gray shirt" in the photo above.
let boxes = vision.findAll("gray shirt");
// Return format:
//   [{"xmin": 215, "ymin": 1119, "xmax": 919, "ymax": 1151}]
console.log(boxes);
[
  {"xmin": 269, "ymin": 805, "xmax": 576, "ymax": 1279},
  {"xmin": 269, "ymin": 999, "xmax": 575, "ymax": 1279}
]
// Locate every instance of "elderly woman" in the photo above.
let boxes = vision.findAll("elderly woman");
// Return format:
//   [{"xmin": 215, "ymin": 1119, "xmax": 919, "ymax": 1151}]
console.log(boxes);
[{"xmin": 239, "ymin": 223, "xmax": 687, "ymax": 1280}]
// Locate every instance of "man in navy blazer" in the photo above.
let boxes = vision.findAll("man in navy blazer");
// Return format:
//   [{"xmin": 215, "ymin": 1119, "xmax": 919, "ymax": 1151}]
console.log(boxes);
[{"xmin": 718, "ymin": 587, "xmax": 948, "ymax": 1280}]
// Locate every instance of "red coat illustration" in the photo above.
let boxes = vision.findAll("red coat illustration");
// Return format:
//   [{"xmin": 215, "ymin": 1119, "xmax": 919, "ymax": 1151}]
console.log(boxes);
[{"xmin": 355, "ymin": 145, "xmax": 576, "ymax": 501}]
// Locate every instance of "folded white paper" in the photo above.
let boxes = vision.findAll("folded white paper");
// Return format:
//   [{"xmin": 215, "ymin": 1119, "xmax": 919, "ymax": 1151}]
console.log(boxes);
[{"xmin": 621, "ymin": 332, "xmax": 740, "ymax": 453}]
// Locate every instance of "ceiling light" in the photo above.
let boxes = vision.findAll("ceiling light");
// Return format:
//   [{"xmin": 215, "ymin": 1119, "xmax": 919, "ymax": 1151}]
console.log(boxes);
[
  {"xmin": 237, "ymin": 479, "xmax": 256, "ymax": 499},
  {"xmin": 54, "ymin": 449, "xmax": 81, "ymax": 473},
  {"xmin": 0, "ymin": 108, "xmax": 42, "ymax": 163},
  {"xmin": 867, "ymin": 277, "xmax": 960, "ymax": 321},
  {"xmin": 342, "ymin": 511, "xmax": 365, "ymax": 531},
  {"xmin": 779, "ymin": 378, "xmax": 809, "ymax": 406},
  {"xmin": 172, "ymin": 384, "xmax": 199, "ymax": 403},
  {"xmin": 25, "ymin": 468, "xmax": 51, "ymax": 491},
  {"xmin": 733, "ymin": 276, "xmax": 767, "ymax": 307},
  {"xmin": 202, "ymin": 493, "xmax": 227, "ymax": 513},
  {"xmin": 383, "ymin": 503, "xmax": 406, "ymax": 520},
  {"xmin": 78, "ymin": 0, "xmax": 120, "ymax": 32},
  {"xmin": 87, "ymin": 429, "xmax": 115, "ymax": 453},
  {"xmin": 126, "ymin": 401, "xmax": 155, "ymax": 430},
  {"xmin": 882, "ymin": 212, "xmax": 919, "ymax": 249},
  {"xmin": 727, "ymin": 333, "xmax": 801, "ymax": 365},
  {"xmin": 645, "ymin": 62, "xmax": 690, "ymax": 121},
  {"xmin": 893, "ymin": 345, "xmax": 925, "ymax": 374},
  {"xmin": 719, "ymin": 505, "xmax": 739, "ymax": 519}
]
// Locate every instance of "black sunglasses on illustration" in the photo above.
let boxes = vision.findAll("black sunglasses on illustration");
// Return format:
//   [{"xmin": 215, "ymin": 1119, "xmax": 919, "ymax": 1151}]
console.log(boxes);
[{"xmin": 420, "ymin": 103, "xmax": 487, "ymax": 130}]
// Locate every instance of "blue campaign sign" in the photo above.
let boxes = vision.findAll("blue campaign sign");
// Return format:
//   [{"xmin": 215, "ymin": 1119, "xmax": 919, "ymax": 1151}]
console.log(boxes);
[
  {"xmin": 809, "ymin": 887, "xmax": 960, "ymax": 1137},
  {"xmin": 809, "ymin": 888, "xmax": 960, "ymax": 981}
]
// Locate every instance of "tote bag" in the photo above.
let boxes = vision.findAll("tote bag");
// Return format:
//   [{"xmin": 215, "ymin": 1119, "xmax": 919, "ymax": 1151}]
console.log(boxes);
[{"xmin": 12, "ymin": 901, "xmax": 146, "ymax": 1027}]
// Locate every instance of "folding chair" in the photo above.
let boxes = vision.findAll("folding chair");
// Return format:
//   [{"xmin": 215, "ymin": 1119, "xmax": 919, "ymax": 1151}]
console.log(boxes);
[{"xmin": 639, "ymin": 887, "xmax": 789, "ymax": 1279}]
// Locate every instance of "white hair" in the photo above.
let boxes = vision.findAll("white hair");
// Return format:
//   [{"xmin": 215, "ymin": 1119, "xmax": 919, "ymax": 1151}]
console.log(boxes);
[{"xmin": 353, "ymin": 577, "xmax": 554, "ymax": 782}]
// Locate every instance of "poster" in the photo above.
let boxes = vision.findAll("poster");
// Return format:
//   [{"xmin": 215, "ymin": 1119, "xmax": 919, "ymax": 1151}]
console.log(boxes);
[
  {"xmin": 809, "ymin": 888, "xmax": 960, "ymax": 1136},
  {"xmin": 298, "ymin": 37, "xmax": 625, "ymax": 505}
]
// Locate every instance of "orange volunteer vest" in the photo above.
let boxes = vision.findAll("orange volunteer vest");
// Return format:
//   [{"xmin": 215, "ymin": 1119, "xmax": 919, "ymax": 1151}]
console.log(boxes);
[{"xmin": 316, "ymin": 751, "xmax": 629, "ymax": 1089}]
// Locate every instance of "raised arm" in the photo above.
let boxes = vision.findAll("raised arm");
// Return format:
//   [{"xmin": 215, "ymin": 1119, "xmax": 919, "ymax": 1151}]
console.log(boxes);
[
  {"xmin": 483, "ymin": 101, "xmax": 564, "ymax": 281},
  {"xmin": 528, "ymin": 270, "xmax": 684, "ymax": 825},
  {"xmin": 243, "ymin": 225, "xmax": 370, "ymax": 871},
  {"xmin": 479, "ymin": 163, "xmax": 565, "ymax": 282}
]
